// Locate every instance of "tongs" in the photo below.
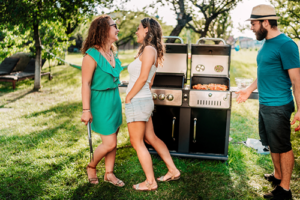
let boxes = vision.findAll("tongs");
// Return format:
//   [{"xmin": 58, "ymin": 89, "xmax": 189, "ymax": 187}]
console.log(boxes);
[{"xmin": 87, "ymin": 121, "xmax": 93, "ymax": 162}]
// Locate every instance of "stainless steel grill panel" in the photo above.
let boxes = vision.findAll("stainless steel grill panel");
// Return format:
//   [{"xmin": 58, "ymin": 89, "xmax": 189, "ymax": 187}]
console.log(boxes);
[
  {"xmin": 189, "ymin": 90, "xmax": 230, "ymax": 109},
  {"xmin": 156, "ymin": 53, "xmax": 187, "ymax": 75},
  {"xmin": 191, "ymin": 55, "xmax": 229, "ymax": 77},
  {"xmin": 151, "ymin": 88, "xmax": 182, "ymax": 106}
]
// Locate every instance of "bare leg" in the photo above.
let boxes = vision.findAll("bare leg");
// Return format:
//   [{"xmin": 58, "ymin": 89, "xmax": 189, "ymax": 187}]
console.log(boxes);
[
  {"xmin": 271, "ymin": 152, "xmax": 282, "ymax": 179},
  {"xmin": 144, "ymin": 117, "xmax": 180, "ymax": 180},
  {"xmin": 128, "ymin": 121, "xmax": 157, "ymax": 189},
  {"xmin": 87, "ymin": 132, "xmax": 118, "ymax": 184},
  {"xmin": 103, "ymin": 129, "xmax": 124, "ymax": 185},
  {"xmin": 279, "ymin": 150, "xmax": 294, "ymax": 190}
]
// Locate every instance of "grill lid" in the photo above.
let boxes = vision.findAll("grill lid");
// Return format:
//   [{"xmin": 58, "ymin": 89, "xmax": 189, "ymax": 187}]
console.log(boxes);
[
  {"xmin": 156, "ymin": 36, "xmax": 188, "ymax": 77},
  {"xmin": 191, "ymin": 38, "xmax": 231, "ymax": 78}
]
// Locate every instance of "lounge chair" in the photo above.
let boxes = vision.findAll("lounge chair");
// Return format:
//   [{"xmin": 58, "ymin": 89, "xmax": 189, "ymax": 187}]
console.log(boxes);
[
  {"xmin": 0, "ymin": 57, "xmax": 20, "ymax": 75},
  {"xmin": 0, "ymin": 59, "xmax": 52, "ymax": 89}
]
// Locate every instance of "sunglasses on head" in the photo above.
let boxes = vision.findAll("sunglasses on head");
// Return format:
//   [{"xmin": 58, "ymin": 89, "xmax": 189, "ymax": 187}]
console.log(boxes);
[{"xmin": 110, "ymin": 24, "xmax": 118, "ymax": 29}]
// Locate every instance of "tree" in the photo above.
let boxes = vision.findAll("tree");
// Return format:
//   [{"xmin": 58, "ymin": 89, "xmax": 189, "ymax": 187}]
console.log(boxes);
[
  {"xmin": 0, "ymin": 25, "xmax": 33, "ymax": 62},
  {"xmin": 72, "ymin": 10, "xmax": 174, "ymax": 50},
  {"xmin": 206, "ymin": 12, "xmax": 233, "ymax": 40},
  {"xmin": 156, "ymin": 0, "xmax": 193, "ymax": 43},
  {"xmin": 0, "ymin": 0, "xmax": 112, "ymax": 91},
  {"xmin": 112, "ymin": 11, "xmax": 148, "ymax": 48},
  {"xmin": 270, "ymin": 0, "xmax": 300, "ymax": 40},
  {"xmin": 112, "ymin": 10, "xmax": 174, "ymax": 48},
  {"xmin": 154, "ymin": 0, "xmax": 240, "ymax": 42},
  {"xmin": 186, "ymin": 0, "xmax": 241, "ymax": 38}
]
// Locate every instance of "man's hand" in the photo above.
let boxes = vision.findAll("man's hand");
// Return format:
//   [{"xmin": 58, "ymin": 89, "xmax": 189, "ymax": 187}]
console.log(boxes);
[
  {"xmin": 235, "ymin": 89, "xmax": 251, "ymax": 104},
  {"xmin": 291, "ymin": 110, "xmax": 300, "ymax": 131}
]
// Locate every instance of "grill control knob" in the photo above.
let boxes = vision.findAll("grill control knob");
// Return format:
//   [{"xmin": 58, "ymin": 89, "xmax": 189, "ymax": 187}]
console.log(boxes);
[
  {"xmin": 158, "ymin": 94, "xmax": 165, "ymax": 100},
  {"xmin": 196, "ymin": 64, "xmax": 205, "ymax": 72},
  {"xmin": 152, "ymin": 93, "xmax": 158, "ymax": 100},
  {"xmin": 166, "ymin": 94, "xmax": 174, "ymax": 101},
  {"xmin": 208, "ymin": 93, "xmax": 212, "ymax": 97}
]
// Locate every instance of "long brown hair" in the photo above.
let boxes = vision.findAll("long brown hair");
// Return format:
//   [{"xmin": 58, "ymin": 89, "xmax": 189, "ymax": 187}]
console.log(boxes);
[
  {"xmin": 81, "ymin": 14, "xmax": 116, "ymax": 54},
  {"xmin": 136, "ymin": 18, "xmax": 165, "ymax": 67}
]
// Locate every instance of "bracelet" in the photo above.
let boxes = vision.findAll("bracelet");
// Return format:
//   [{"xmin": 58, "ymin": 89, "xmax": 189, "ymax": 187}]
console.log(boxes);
[
  {"xmin": 82, "ymin": 110, "xmax": 91, "ymax": 113},
  {"xmin": 83, "ymin": 109, "xmax": 90, "ymax": 110}
]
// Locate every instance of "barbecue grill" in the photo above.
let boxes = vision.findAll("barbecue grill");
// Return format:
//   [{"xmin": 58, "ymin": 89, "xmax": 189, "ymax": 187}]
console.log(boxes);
[
  {"xmin": 147, "ymin": 37, "xmax": 231, "ymax": 161},
  {"xmin": 189, "ymin": 38, "xmax": 231, "ymax": 160}
]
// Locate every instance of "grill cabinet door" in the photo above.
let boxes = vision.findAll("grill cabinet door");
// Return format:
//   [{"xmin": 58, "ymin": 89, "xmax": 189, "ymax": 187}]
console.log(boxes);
[
  {"xmin": 189, "ymin": 108, "xmax": 227, "ymax": 154},
  {"xmin": 149, "ymin": 105, "xmax": 180, "ymax": 151}
]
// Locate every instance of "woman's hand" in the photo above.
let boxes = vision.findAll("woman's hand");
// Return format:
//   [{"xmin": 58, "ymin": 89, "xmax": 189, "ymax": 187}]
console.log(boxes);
[
  {"xmin": 125, "ymin": 96, "xmax": 131, "ymax": 104},
  {"xmin": 81, "ymin": 111, "xmax": 93, "ymax": 125}
]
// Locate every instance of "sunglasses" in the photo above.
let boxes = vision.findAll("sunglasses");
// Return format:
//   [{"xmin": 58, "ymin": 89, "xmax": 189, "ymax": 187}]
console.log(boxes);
[{"xmin": 110, "ymin": 24, "xmax": 118, "ymax": 29}]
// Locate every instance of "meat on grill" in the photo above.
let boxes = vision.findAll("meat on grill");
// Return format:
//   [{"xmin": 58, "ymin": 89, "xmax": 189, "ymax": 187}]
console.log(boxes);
[{"xmin": 192, "ymin": 83, "xmax": 228, "ymax": 91}]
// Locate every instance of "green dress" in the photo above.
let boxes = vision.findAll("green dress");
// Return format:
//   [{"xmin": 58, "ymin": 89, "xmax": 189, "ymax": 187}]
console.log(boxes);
[{"xmin": 86, "ymin": 48, "xmax": 123, "ymax": 135}]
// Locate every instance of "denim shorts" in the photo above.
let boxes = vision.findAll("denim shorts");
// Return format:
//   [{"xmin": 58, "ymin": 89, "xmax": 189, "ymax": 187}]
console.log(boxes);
[
  {"xmin": 125, "ymin": 97, "xmax": 154, "ymax": 123},
  {"xmin": 259, "ymin": 100, "xmax": 295, "ymax": 153}
]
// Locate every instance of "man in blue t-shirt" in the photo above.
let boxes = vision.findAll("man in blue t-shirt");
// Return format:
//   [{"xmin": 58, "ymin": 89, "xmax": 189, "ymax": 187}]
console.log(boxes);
[{"xmin": 236, "ymin": 4, "xmax": 300, "ymax": 200}]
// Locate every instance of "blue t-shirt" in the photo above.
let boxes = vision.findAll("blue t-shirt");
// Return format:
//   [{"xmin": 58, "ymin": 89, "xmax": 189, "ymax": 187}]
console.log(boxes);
[{"xmin": 257, "ymin": 33, "xmax": 300, "ymax": 106}]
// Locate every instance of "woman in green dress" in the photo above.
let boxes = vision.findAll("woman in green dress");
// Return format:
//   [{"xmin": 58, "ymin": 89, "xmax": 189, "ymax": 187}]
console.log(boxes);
[{"xmin": 81, "ymin": 14, "xmax": 124, "ymax": 186}]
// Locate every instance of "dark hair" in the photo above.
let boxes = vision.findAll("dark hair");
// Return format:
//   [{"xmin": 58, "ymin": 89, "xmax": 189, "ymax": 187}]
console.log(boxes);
[
  {"xmin": 81, "ymin": 14, "xmax": 116, "ymax": 54},
  {"xmin": 259, "ymin": 20, "xmax": 277, "ymax": 28},
  {"xmin": 136, "ymin": 18, "xmax": 165, "ymax": 66}
]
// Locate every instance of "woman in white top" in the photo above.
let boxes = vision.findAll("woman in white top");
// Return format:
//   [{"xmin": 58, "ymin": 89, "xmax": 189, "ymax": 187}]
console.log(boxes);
[{"xmin": 125, "ymin": 18, "xmax": 180, "ymax": 191}]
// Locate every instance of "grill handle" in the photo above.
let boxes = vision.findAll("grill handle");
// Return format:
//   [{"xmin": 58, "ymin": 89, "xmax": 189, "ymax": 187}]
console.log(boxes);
[
  {"xmin": 196, "ymin": 37, "xmax": 226, "ymax": 45},
  {"xmin": 193, "ymin": 118, "xmax": 197, "ymax": 143},
  {"xmin": 163, "ymin": 36, "xmax": 184, "ymax": 44},
  {"xmin": 172, "ymin": 117, "xmax": 176, "ymax": 141}
]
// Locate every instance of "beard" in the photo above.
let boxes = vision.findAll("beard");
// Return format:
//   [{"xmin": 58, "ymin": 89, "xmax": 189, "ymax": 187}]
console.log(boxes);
[{"xmin": 255, "ymin": 24, "xmax": 268, "ymax": 41}]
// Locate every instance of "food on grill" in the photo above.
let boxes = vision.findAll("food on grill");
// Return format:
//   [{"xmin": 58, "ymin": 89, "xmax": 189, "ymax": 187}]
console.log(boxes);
[
  {"xmin": 214, "ymin": 65, "xmax": 224, "ymax": 72},
  {"xmin": 192, "ymin": 83, "xmax": 228, "ymax": 91}
]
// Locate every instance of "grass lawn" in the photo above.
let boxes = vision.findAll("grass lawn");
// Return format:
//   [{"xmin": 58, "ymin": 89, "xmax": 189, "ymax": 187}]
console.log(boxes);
[{"xmin": 0, "ymin": 49, "xmax": 299, "ymax": 199}]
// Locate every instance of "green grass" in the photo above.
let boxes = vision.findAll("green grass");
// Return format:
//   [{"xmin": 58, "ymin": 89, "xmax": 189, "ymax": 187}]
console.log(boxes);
[{"xmin": 0, "ymin": 49, "xmax": 299, "ymax": 199}]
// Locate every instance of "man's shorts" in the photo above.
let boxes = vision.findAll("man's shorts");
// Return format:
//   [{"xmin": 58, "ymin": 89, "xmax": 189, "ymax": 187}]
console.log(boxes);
[{"xmin": 259, "ymin": 100, "xmax": 295, "ymax": 153}]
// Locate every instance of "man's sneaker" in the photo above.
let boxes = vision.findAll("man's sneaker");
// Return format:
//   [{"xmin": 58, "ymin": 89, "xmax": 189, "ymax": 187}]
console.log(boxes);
[
  {"xmin": 263, "ymin": 185, "xmax": 292, "ymax": 199},
  {"xmin": 264, "ymin": 173, "xmax": 281, "ymax": 187}
]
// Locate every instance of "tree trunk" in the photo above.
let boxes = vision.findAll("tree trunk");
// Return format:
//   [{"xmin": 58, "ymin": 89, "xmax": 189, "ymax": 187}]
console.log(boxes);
[
  {"xmin": 166, "ymin": 0, "xmax": 192, "ymax": 43},
  {"xmin": 167, "ymin": 24, "xmax": 186, "ymax": 43},
  {"xmin": 201, "ymin": 19, "xmax": 212, "ymax": 38},
  {"xmin": 33, "ymin": 22, "xmax": 42, "ymax": 91}
]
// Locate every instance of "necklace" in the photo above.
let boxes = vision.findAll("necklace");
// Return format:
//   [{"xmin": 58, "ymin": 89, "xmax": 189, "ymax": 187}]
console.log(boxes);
[
  {"xmin": 100, "ymin": 48, "xmax": 114, "ymax": 68},
  {"xmin": 104, "ymin": 50, "xmax": 112, "ymax": 62}
]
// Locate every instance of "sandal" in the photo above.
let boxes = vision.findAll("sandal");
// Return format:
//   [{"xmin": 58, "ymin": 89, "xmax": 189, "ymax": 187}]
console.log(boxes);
[
  {"xmin": 104, "ymin": 171, "xmax": 125, "ymax": 187},
  {"xmin": 157, "ymin": 171, "xmax": 181, "ymax": 182},
  {"xmin": 133, "ymin": 180, "xmax": 157, "ymax": 191},
  {"xmin": 86, "ymin": 165, "xmax": 99, "ymax": 184}
]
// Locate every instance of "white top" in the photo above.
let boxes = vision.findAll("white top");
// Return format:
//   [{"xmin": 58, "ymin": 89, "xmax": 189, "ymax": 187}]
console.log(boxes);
[{"xmin": 126, "ymin": 46, "xmax": 157, "ymax": 99}]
